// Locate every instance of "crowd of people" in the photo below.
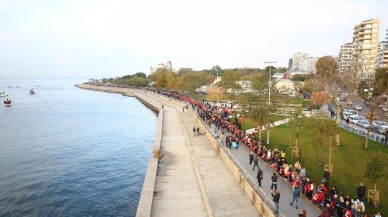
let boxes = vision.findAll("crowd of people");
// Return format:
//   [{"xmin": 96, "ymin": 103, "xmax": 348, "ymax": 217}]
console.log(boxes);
[{"xmin": 138, "ymin": 87, "xmax": 382, "ymax": 217}]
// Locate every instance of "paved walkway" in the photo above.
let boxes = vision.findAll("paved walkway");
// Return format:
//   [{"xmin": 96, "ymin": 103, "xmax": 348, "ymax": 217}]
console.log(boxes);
[{"xmin": 134, "ymin": 92, "xmax": 260, "ymax": 217}]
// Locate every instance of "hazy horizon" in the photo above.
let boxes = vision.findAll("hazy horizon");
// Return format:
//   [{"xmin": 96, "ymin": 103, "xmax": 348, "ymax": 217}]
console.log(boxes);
[{"xmin": 1, "ymin": 0, "xmax": 387, "ymax": 79}]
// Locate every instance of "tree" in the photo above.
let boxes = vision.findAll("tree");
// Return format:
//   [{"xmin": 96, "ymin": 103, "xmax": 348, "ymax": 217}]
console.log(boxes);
[
  {"xmin": 311, "ymin": 91, "xmax": 329, "ymax": 111},
  {"xmin": 315, "ymin": 56, "xmax": 358, "ymax": 146},
  {"xmin": 311, "ymin": 111, "xmax": 339, "ymax": 168},
  {"xmin": 364, "ymin": 151, "xmax": 385, "ymax": 207},
  {"xmin": 291, "ymin": 74, "xmax": 307, "ymax": 81},
  {"xmin": 374, "ymin": 67, "xmax": 388, "ymax": 95},
  {"xmin": 175, "ymin": 71, "xmax": 207, "ymax": 94},
  {"xmin": 289, "ymin": 107, "xmax": 305, "ymax": 148},
  {"xmin": 134, "ymin": 72, "xmax": 147, "ymax": 78},
  {"xmin": 206, "ymin": 86, "xmax": 224, "ymax": 102}
]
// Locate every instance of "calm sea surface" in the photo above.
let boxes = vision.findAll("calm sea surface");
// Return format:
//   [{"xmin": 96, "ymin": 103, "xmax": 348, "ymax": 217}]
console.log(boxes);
[{"xmin": 0, "ymin": 78, "xmax": 157, "ymax": 217}]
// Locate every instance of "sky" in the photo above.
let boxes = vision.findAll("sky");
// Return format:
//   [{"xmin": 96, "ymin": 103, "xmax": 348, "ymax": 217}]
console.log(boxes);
[{"xmin": 0, "ymin": 0, "xmax": 387, "ymax": 79}]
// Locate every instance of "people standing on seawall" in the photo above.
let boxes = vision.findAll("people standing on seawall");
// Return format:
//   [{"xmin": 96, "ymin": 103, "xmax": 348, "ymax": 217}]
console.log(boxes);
[
  {"xmin": 193, "ymin": 126, "xmax": 196, "ymax": 136},
  {"xmin": 271, "ymin": 189, "xmax": 280, "ymax": 214},
  {"xmin": 256, "ymin": 168, "xmax": 263, "ymax": 187},
  {"xmin": 249, "ymin": 151, "xmax": 254, "ymax": 165},
  {"xmin": 161, "ymin": 104, "xmax": 164, "ymax": 109},
  {"xmin": 252, "ymin": 156, "xmax": 259, "ymax": 171},
  {"xmin": 290, "ymin": 186, "xmax": 301, "ymax": 209},
  {"xmin": 271, "ymin": 172, "xmax": 278, "ymax": 191},
  {"xmin": 196, "ymin": 127, "xmax": 199, "ymax": 136}
]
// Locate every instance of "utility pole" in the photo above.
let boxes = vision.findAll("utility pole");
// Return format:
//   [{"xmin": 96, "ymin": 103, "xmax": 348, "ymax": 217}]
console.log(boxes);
[{"xmin": 264, "ymin": 61, "xmax": 277, "ymax": 145}]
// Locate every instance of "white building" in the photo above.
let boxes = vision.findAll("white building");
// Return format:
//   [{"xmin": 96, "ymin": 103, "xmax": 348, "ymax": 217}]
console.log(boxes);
[
  {"xmin": 378, "ymin": 39, "xmax": 388, "ymax": 68},
  {"xmin": 290, "ymin": 52, "xmax": 317, "ymax": 73},
  {"xmin": 338, "ymin": 42, "xmax": 354, "ymax": 72},
  {"xmin": 352, "ymin": 18, "xmax": 380, "ymax": 79},
  {"xmin": 149, "ymin": 61, "xmax": 173, "ymax": 75}
]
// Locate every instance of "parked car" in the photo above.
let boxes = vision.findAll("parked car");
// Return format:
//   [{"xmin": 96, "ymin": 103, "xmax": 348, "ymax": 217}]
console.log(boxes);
[
  {"xmin": 371, "ymin": 125, "xmax": 386, "ymax": 134},
  {"xmin": 357, "ymin": 120, "xmax": 370, "ymax": 129},
  {"xmin": 342, "ymin": 109, "xmax": 358, "ymax": 120},
  {"xmin": 349, "ymin": 115, "xmax": 365, "ymax": 125},
  {"xmin": 353, "ymin": 104, "xmax": 362, "ymax": 111},
  {"xmin": 372, "ymin": 121, "xmax": 388, "ymax": 130}
]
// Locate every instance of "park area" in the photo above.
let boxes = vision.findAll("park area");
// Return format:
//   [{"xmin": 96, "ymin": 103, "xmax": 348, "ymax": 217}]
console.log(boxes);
[{"xmin": 241, "ymin": 119, "xmax": 387, "ymax": 215}]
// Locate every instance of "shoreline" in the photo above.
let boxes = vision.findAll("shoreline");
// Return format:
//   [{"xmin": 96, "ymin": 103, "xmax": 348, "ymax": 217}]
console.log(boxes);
[{"xmin": 74, "ymin": 84, "xmax": 135, "ymax": 97}]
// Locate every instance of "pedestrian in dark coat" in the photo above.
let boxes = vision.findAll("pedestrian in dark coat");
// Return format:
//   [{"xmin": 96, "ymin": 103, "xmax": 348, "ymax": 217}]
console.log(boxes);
[
  {"xmin": 271, "ymin": 172, "xmax": 278, "ymax": 190},
  {"xmin": 271, "ymin": 190, "xmax": 280, "ymax": 213},
  {"xmin": 256, "ymin": 168, "xmax": 263, "ymax": 187},
  {"xmin": 249, "ymin": 151, "xmax": 254, "ymax": 165},
  {"xmin": 357, "ymin": 183, "xmax": 366, "ymax": 201},
  {"xmin": 252, "ymin": 156, "xmax": 259, "ymax": 171}
]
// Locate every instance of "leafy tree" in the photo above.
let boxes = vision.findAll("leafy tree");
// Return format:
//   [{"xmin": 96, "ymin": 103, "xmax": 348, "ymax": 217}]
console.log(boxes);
[
  {"xmin": 291, "ymin": 74, "xmax": 307, "ymax": 81},
  {"xmin": 175, "ymin": 71, "xmax": 206, "ymax": 94},
  {"xmin": 311, "ymin": 112, "xmax": 338, "ymax": 167},
  {"xmin": 289, "ymin": 107, "xmax": 305, "ymax": 148},
  {"xmin": 316, "ymin": 56, "xmax": 358, "ymax": 146},
  {"xmin": 364, "ymin": 151, "xmax": 385, "ymax": 207},
  {"xmin": 374, "ymin": 67, "xmax": 388, "ymax": 95},
  {"xmin": 311, "ymin": 91, "xmax": 329, "ymax": 110},
  {"xmin": 134, "ymin": 72, "xmax": 147, "ymax": 78},
  {"xmin": 206, "ymin": 86, "xmax": 224, "ymax": 102}
]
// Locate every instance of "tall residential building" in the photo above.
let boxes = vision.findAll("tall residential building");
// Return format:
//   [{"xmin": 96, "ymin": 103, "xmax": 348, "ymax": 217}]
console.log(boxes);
[
  {"xmin": 378, "ymin": 40, "xmax": 388, "ymax": 68},
  {"xmin": 338, "ymin": 42, "xmax": 354, "ymax": 72},
  {"xmin": 290, "ymin": 52, "xmax": 317, "ymax": 73},
  {"xmin": 352, "ymin": 18, "xmax": 380, "ymax": 79}
]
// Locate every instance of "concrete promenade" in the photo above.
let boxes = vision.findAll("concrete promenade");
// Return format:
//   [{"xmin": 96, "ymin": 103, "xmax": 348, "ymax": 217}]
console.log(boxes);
[
  {"xmin": 75, "ymin": 85, "xmax": 322, "ymax": 217},
  {"xmin": 134, "ymin": 91, "xmax": 261, "ymax": 217}
]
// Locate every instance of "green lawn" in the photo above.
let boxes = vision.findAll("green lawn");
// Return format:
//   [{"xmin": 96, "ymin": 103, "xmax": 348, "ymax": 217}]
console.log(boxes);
[{"xmin": 242, "ymin": 120, "xmax": 387, "ymax": 216}]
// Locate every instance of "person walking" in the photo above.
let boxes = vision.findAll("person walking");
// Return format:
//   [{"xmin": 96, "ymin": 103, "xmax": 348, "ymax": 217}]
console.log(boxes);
[
  {"xmin": 249, "ymin": 151, "xmax": 254, "ymax": 165},
  {"xmin": 196, "ymin": 127, "xmax": 200, "ymax": 136},
  {"xmin": 271, "ymin": 172, "xmax": 278, "ymax": 191},
  {"xmin": 290, "ymin": 187, "xmax": 301, "ymax": 209},
  {"xmin": 252, "ymin": 156, "xmax": 259, "ymax": 171},
  {"xmin": 271, "ymin": 189, "xmax": 280, "ymax": 214},
  {"xmin": 193, "ymin": 126, "xmax": 196, "ymax": 136},
  {"xmin": 256, "ymin": 168, "xmax": 263, "ymax": 187}
]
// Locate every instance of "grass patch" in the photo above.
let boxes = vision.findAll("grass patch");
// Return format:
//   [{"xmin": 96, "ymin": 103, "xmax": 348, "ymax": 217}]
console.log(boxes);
[{"xmin": 261, "ymin": 121, "xmax": 388, "ymax": 215}]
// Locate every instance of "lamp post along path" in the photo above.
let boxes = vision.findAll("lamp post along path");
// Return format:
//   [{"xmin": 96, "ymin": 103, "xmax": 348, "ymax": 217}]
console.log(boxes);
[{"xmin": 264, "ymin": 61, "xmax": 277, "ymax": 145}]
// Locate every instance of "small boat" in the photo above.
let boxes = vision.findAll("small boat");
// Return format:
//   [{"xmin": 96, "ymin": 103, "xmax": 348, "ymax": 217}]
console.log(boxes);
[
  {"xmin": 0, "ymin": 92, "xmax": 8, "ymax": 97},
  {"xmin": 8, "ymin": 85, "xmax": 12, "ymax": 88},
  {"xmin": 30, "ymin": 89, "xmax": 35, "ymax": 95},
  {"xmin": 4, "ymin": 99, "xmax": 11, "ymax": 106}
]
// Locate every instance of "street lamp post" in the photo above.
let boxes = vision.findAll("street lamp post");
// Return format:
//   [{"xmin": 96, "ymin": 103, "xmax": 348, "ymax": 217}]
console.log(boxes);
[{"xmin": 264, "ymin": 61, "xmax": 277, "ymax": 145}]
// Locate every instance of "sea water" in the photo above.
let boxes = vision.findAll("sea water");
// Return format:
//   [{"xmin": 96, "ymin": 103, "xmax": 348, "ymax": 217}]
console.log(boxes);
[{"xmin": 0, "ymin": 78, "xmax": 156, "ymax": 216}]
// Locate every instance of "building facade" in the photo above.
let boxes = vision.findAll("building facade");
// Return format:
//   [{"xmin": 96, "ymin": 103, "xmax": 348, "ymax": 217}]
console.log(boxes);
[
  {"xmin": 338, "ymin": 42, "xmax": 354, "ymax": 72},
  {"xmin": 290, "ymin": 52, "xmax": 317, "ymax": 74},
  {"xmin": 378, "ymin": 41, "xmax": 388, "ymax": 68},
  {"xmin": 352, "ymin": 18, "xmax": 380, "ymax": 79}
]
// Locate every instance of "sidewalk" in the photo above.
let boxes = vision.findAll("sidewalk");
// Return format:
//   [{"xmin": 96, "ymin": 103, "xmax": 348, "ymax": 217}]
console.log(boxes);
[{"xmin": 135, "ymin": 92, "xmax": 261, "ymax": 217}]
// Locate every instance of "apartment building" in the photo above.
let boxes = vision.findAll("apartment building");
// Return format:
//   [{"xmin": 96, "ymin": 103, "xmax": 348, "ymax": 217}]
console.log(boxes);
[
  {"xmin": 378, "ymin": 40, "xmax": 388, "ymax": 68},
  {"xmin": 290, "ymin": 52, "xmax": 317, "ymax": 74},
  {"xmin": 352, "ymin": 18, "xmax": 380, "ymax": 79},
  {"xmin": 338, "ymin": 42, "xmax": 353, "ymax": 72}
]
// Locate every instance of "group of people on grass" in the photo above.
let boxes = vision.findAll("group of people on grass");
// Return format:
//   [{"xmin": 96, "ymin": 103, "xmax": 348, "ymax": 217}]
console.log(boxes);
[{"xmin": 138, "ymin": 87, "xmax": 382, "ymax": 217}]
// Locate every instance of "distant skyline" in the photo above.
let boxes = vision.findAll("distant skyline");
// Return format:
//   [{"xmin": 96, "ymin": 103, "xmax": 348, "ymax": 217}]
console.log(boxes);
[{"xmin": 1, "ymin": 0, "xmax": 387, "ymax": 79}]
